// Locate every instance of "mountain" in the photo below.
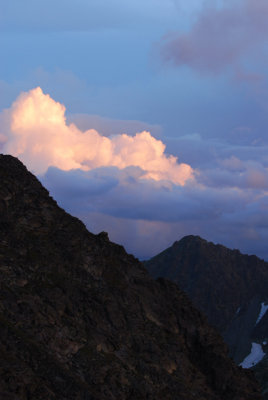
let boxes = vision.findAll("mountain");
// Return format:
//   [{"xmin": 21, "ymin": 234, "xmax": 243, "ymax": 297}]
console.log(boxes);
[
  {"xmin": 0, "ymin": 154, "xmax": 263, "ymax": 399},
  {"xmin": 145, "ymin": 235, "xmax": 268, "ymax": 397}
]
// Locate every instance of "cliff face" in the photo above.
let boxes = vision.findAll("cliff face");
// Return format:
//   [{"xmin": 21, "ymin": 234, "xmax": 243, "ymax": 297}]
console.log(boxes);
[
  {"xmin": 145, "ymin": 235, "xmax": 268, "ymax": 397},
  {"xmin": 0, "ymin": 155, "xmax": 262, "ymax": 400}
]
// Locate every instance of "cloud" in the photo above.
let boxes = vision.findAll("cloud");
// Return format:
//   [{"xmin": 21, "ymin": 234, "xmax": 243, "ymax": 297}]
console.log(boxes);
[
  {"xmin": 199, "ymin": 157, "xmax": 268, "ymax": 190},
  {"xmin": 40, "ymin": 163, "xmax": 268, "ymax": 260},
  {"xmin": 67, "ymin": 113, "xmax": 163, "ymax": 139},
  {"xmin": 41, "ymin": 166, "xmax": 248, "ymax": 222},
  {"xmin": 2, "ymin": 88, "xmax": 268, "ymax": 261},
  {"xmin": 160, "ymin": 0, "xmax": 268, "ymax": 74},
  {"xmin": 2, "ymin": 87, "xmax": 194, "ymax": 185}
]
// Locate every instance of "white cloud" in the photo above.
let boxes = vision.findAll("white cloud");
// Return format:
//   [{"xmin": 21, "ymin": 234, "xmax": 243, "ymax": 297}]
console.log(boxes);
[
  {"xmin": 1, "ymin": 87, "xmax": 194, "ymax": 185},
  {"xmin": 2, "ymin": 87, "xmax": 268, "ymax": 261}
]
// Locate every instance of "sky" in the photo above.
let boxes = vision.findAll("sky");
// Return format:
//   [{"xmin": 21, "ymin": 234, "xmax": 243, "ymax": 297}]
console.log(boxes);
[{"xmin": 1, "ymin": 0, "xmax": 268, "ymax": 260}]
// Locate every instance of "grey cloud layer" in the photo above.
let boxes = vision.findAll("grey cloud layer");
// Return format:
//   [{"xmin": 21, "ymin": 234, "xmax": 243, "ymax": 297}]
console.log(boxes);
[
  {"xmin": 40, "ymin": 140, "xmax": 268, "ymax": 261},
  {"xmin": 42, "ymin": 166, "xmax": 244, "ymax": 222},
  {"xmin": 160, "ymin": 0, "xmax": 268, "ymax": 74}
]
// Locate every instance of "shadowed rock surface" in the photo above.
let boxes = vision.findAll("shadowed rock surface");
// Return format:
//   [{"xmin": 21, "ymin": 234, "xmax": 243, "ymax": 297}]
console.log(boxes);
[
  {"xmin": 0, "ymin": 155, "xmax": 262, "ymax": 399},
  {"xmin": 145, "ymin": 235, "xmax": 268, "ymax": 398}
]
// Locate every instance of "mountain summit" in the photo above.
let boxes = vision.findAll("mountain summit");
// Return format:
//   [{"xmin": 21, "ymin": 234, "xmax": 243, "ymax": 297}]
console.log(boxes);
[
  {"xmin": 145, "ymin": 235, "xmax": 268, "ymax": 396},
  {"xmin": 0, "ymin": 155, "xmax": 262, "ymax": 399}
]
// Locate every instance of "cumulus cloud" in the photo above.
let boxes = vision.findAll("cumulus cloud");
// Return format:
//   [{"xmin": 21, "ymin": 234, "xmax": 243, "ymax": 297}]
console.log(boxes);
[
  {"xmin": 160, "ymin": 0, "xmax": 268, "ymax": 74},
  {"xmin": 67, "ymin": 113, "xmax": 163, "ymax": 139},
  {"xmin": 1, "ymin": 87, "xmax": 194, "ymax": 185},
  {"xmin": 2, "ymin": 87, "xmax": 268, "ymax": 261}
]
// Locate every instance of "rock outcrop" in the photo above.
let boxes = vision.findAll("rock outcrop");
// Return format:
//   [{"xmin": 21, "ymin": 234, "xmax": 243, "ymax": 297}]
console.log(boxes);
[{"xmin": 0, "ymin": 155, "xmax": 262, "ymax": 399}]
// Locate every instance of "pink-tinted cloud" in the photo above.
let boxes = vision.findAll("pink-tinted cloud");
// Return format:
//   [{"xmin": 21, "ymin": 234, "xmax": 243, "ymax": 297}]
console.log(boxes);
[
  {"xmin": 2, "ymin": 88, "xmax": 268, "ymax": 261},
  {"xmin": 160, "ymin": 0, "xmax": 268, "ymax": 73},
  {"xmin": 67, "ymin": 113, "xmax": 163, "ymax": 139},
  {"xmin": 1, "ymin": 87, "xmax": 194, "ymax": 185}
]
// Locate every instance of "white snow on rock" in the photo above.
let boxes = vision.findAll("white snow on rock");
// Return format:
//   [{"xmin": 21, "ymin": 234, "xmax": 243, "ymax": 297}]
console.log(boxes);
[
  {"xmin": 240, "ymin": 343, "xmax": 265, "ymax": 368},
  {"xmin": 255, "ymin": 302, "xmax": 268, "ymax": 325}
]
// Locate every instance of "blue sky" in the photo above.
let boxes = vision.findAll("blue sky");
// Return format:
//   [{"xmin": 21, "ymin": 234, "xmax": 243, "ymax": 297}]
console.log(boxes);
[{"xmin": 2, "ymin": 0, "xmax": 268, "ymax": 259}]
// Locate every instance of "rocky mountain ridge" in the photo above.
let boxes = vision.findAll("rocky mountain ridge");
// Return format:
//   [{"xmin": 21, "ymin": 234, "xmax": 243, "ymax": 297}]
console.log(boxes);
[
  {"xmin": 145, "ymin": 235, "xmax": 268, "ymax": 398},
  {"xmin": 0, "ymin": 154, "xmax": 262, "ymax": 399}
]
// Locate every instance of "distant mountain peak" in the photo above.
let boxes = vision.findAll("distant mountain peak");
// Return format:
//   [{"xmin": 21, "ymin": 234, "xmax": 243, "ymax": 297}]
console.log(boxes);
[
  {"xmin": 172, "ymin": 234, "xmax": 205, "ymax": 246},
  {"xmin": 146, "ymin": 235, "xmax": 268, "ymax": 398}
]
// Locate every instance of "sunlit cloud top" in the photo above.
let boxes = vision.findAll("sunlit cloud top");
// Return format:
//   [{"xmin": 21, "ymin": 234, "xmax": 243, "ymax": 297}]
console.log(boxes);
[{"xmin": 1, "ymin": 87, "xmax": 194, "ymax": 185}]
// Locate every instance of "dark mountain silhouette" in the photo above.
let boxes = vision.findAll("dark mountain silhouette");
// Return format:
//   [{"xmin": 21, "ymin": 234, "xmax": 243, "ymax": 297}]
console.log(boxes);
[
  {"xmin": 145, "ymin": 235, "xmax": 268, "ymax": 398},
  {"xmin": 0, "ymin": 155, "xmax": 262, "ymax": 400}
]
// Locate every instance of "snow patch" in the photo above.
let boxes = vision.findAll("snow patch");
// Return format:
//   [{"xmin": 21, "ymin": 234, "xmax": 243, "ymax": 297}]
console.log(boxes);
[
  {"xmin": 255, "ymin": 302, "xmax": 268, "ymax": 325},
  {"xmin": 240, "ymin": 343, "xmax": 265, "ymax": 368}
]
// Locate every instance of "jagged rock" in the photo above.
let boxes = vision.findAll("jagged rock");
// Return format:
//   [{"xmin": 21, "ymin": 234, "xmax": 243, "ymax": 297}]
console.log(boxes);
[
  {"xmin": 145, "ymin": 235, "xmax": 268, "ymax": 398},
  {"xmin": 0, "ymin": 155, "xmax": 262, "ymax": 399}
]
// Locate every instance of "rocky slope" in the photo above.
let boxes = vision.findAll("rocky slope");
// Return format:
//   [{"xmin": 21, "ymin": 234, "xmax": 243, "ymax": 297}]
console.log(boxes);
[
  {"xmin": 0, "ymin": 154, "xmax": 262, "ymax": 400},
  {"xmin": 145, "ymin": 235, "xmax": 268, "ymax": 397}
]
